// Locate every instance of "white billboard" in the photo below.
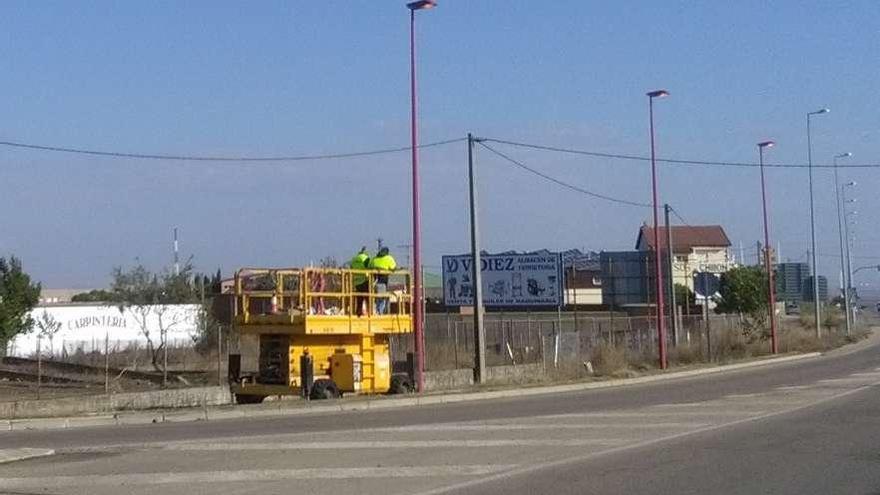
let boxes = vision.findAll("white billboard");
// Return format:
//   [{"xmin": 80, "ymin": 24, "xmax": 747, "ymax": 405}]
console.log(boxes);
[
  {"xmin": 442, "ymin": 253, "xmax": 562, "ymax": 306},
  {"xmin": 5, "ymin": 304, "xmax": 201, "ymax": 357}
]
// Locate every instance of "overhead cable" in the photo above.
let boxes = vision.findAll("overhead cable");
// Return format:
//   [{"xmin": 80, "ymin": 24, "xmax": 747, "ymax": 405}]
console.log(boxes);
[
  {"xmin": 669, "ymin": 206, "xmax": 693, "ymax": 227},
  {"xmin": 0, "ymin": 138, "xmax": 466, "ymax": 162},
  {"xmin": 477, "ymin": 142, "xmax": 651, "ymax": 208},
  {"xmin": 484, "ymin": 138, "xmax": 880, "ymax": 169}
]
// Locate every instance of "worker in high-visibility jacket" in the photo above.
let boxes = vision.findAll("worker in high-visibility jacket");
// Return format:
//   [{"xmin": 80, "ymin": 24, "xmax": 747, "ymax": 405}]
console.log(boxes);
[
  {"xmin": 351, "ymin": 247, "xmax": 371, "ymax": 316},
  {"xmin": 369, "ymin": 247, "xmax": 397, "ymax": 314}
]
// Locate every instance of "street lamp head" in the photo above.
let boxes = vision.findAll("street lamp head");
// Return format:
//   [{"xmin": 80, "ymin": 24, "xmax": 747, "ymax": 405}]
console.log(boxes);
[
  {"xmin": 808, "ymin": 108, "xmax": 830, "ymax": 116},
  {"xmin": 836, "ymin": 152, "xmax": 853, "ymax": 158},
  {"xmin": 757, "ymin": 140, "xmax": 775, "ymax": 149},
  {"xmin": 407, "ymin": 0, "xmax": 437, "ymax": 10},
  {"xmin": 846, "ymin": 181, "xmax": 857, "ymax": 187},
  {"xmin": 647, "ymin": 89, "xmax": 669, "ymax": 99}
]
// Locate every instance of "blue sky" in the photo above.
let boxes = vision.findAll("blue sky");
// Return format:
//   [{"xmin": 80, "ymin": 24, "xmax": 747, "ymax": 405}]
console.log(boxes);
[{"xmin": 1, "ymin": 1, "xmax": 879, "ymax": 290}]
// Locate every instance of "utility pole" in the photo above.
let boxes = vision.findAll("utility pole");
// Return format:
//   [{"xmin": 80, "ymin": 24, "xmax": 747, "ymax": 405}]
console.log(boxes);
[
  {"xmin": 217, "ymin": 325, "xmax": 223, "ymax": 386},
  {"xmin": 104, "ymin": 332, "xmax": 110, "ymax": 395},
  {"xmin": 841, "ymin": 182, "xmax": 856, "ymax": 327},
  {"xmin": 397, "ymin": 244, "xmax": 413, "ymax": 269},
  {"xmin": 173, "ymin": 227, "xmax": 180, "ymax": 276},
  {"xmin": 664, "ymin": 204, "xmax": 678, "ymax": 346},
  {"xmin": 467, "ymin": 133, "xmax": 486, "ymax": 384},
  {"xmin": 572, "ymin": 259, "xmax": 579, "ymax": 332},
  {"xmin": 833, "ymin": 153, "xmax": 852, "ymax": 336}
]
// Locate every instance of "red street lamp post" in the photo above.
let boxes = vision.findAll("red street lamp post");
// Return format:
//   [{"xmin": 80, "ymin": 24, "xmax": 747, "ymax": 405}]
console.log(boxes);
[
  {"xmin": 647, "ymin": 89, "xmax": 669, "ymax": 370},
  {"xmin": 406, "ymin": 0, "xmax": 436, "ymax": 392},
  {"xmin": 757, "ymin": 140, "xmax": 778, "ymax": 354}
]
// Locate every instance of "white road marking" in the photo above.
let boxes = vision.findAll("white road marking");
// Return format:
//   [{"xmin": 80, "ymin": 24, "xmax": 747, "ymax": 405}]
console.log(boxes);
[
  {"xmin": 846, "ymin": 372, "xmax": 880, "ymax": 378},
  {"xmin": 536, "ymin": 410, "xmax": 754, "ymax": 420},
  {"xmin": 0, "ymin": 465, "xmax": 518, "ymax": 489},
  {"xmin": 370, "ymin": 422, "xmax": 709, "ymax": 432},
  {"xmin": 650, "ymin": 402, "xmax": 772, "ymax": 410},
  {"xmin": 815, "ymin": 378, "xmax": 876, "ymax": 386},
  {"xmin": 166, "ymin": 438, "xmax": 625, "ymax": 450}
]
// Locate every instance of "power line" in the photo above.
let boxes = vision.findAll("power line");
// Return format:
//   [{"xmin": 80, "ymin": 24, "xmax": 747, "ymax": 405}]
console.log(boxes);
[
  {"xmin": 669, "ymin": 206, "xmax": 693, "ymax": 227},
  {"xmin": 484, "ymin": 137, "xmax": 880, "ymax": 169},
  {"xmin": 818, "ymin": 252, "xmax": 880, "ymax": 261},
  {"xmin": 477, "ymin": 141, "xmax": 652, "ymax": 208},
  {"xmin": 0, "ymin": 137, "xmax": 465, "ymax": 162},
  {"xmin": 7, "ymin": 133, "xmax": 880, "ymax": 169}
]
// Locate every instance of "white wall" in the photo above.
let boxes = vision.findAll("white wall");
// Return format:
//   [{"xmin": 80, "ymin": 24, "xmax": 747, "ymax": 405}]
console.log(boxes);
[
  {"xmin": 5, "ymin": 304, "xmax": 201, "ymax": 357},
  {"xmin": 564, "ymin": 288, "xmax": 602, "ymax": 305}
]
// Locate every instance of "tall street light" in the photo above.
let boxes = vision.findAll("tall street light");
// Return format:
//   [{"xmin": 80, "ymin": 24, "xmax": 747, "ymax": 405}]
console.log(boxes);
[
  {"xmin": 757, "ymin": 140, "xmax": 778, "ymax": 354},
  {"xmin": 407, "ymin": 0, "xmax": 436, "ymax": 392},
  {"xmin": 647, "ymin": 89, "xmax": 669, "ymax": 369},
  {"xmin": 806, "ymin": 108, "xmax": 829, "ymax": 338},
  {"xmin": 833, "ymin": 152, "xmax": 852, "ymax": 336}
]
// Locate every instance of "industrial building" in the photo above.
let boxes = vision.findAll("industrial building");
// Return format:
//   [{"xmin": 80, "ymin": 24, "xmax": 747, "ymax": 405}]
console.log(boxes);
[
  {"xmin": 775, "ymin": 262, "xmax": 811, "ymax": 303},
  {"xmin": 802, "ymin": 276, "xmax": 829, "ymax": 303}
]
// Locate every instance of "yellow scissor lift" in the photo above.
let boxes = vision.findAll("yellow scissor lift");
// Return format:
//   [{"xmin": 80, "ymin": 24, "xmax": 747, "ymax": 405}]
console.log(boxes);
[{"xmin": 230, "ymin": 267, "xmax": 413, "ymax": 403}]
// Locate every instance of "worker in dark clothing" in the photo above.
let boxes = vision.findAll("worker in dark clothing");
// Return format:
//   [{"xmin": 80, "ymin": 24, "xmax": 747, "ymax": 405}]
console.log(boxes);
[
  {"xmin": 369, "ymin": 247, "xmax": 397, "ymax": 314},
  {"xmin": 351, "ymin": 247, "xmax": 371, "ymax": 316}
]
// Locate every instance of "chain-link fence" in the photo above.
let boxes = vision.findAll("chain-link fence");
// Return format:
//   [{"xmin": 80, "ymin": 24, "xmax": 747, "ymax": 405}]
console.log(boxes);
[{"xmin": 390, "ymin": 311, "xmax": 854, "ymax": 372}]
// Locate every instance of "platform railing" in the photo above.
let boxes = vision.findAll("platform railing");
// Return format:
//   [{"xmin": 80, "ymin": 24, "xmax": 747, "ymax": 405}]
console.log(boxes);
[{"xmin": 234, "ymin": 267, "xmax": 412, "ymax": 324}]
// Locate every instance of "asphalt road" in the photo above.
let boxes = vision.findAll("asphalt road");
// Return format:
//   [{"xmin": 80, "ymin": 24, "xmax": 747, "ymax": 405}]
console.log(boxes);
[{"xmin": 1, "ymin": 334, "xmax": 879, "ymax": 495}]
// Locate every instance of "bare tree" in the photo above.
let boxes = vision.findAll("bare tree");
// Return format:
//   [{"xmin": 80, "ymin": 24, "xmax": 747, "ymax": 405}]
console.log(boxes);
[
  {"xmin": 33, "ymin": 310, "xmax": 62, "ymax": 358},
  {"xmin": 111, "ymin": 259, "xmax": 200, "ymax": 384}
]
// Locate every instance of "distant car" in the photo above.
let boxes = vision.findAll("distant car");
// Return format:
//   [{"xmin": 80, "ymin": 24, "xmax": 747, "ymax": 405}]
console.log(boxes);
[{"xmin": 785, "ymin": 302, "xmax": 800, "ymax": 315}]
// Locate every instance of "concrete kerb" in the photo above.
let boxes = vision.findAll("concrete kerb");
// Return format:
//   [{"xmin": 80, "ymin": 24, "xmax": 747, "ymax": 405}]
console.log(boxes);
[
  {"xmin": 2, "ymin": 352, "xmax": 822, "ymax": 432},
  {"xmin": 0, "ymin": 448, "xmax": 55, "ymax": 465}
]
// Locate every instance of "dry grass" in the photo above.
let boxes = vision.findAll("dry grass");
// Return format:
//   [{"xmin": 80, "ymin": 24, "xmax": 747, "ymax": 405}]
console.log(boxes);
[
  {"xmin": 779, "ymin": 322, "xmax": 869, "ymax": 353},
  {"xmin": 668, "ymin": 342, "xmax": 705, "ymax": 365},
  {"xmin": 797, "ymin": 304, "xmax": 845, "ymax": 332},
  {"xmin": 590, "ymin": 343, "xmax": 630, "ymax": 377}
]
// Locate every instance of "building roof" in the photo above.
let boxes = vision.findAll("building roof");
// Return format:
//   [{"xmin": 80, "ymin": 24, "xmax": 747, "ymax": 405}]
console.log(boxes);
[
  {"xmin": 39, "ymin": 288, "xmax": 99, "ymax": 305},
  {"xmin": 636, "ymin": 225, "xmax": 731, "ymax": 253}
]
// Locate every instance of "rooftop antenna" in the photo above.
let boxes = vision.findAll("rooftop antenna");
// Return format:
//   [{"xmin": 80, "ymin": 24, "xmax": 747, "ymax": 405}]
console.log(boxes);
[{"xmin": 173, "ymin": 227, "xmax": 180, "ymax": 276}]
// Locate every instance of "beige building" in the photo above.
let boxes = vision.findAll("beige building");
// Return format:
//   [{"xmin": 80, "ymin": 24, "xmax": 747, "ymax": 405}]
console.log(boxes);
[{"xmin": 636, "ymin": 224, "xmax": 734, "ymax": 295}]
